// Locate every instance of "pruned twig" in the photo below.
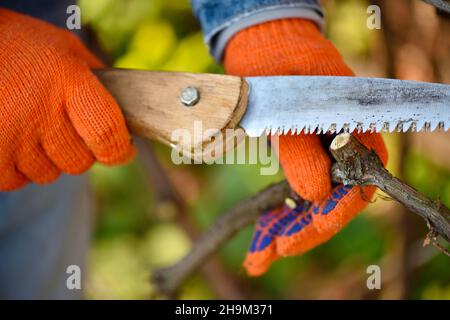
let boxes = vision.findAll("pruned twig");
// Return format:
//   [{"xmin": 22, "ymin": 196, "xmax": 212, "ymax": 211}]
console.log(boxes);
[{"xmin": 330, "ymin": 133, "xmax": 450, "ymax": 242}]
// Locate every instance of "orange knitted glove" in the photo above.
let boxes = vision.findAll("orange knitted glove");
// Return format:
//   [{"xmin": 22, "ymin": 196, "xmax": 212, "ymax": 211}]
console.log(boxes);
[
  {"xmin": 0, "ymin": 9, "xmax": 135, "ymax": 191},
  {"xmin": 224, "ymin": 19, "xmax": 388, "ymax": 276}
]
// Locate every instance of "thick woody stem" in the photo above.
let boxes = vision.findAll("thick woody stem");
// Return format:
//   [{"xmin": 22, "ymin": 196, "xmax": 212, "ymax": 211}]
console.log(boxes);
[{"xmin": 330, "ymin": 133, "xmax": 450, "ymax": 242}]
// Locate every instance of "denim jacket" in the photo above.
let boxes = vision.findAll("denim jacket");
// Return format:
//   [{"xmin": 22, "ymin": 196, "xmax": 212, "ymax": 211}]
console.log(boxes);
[{"xmin": 191, "ymin": 0, "xmax": 324, "ymax": 61}]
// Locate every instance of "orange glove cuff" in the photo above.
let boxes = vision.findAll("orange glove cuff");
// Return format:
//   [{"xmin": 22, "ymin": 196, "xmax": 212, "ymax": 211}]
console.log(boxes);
[{"xmin": 224, "ymin": 19, "xmax": 354, "ymax": 77}]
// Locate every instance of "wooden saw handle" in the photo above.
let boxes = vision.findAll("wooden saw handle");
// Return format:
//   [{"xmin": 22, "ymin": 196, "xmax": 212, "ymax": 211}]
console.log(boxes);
[{"xmin": 94, "ymin": 69, "xmax": 248, "ymax": 161}]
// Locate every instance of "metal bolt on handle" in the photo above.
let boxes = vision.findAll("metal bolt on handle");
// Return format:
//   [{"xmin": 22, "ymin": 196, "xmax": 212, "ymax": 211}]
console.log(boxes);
[{"xmin": 180, "ymin": 86, "xmax": 200, "ymax": 107}]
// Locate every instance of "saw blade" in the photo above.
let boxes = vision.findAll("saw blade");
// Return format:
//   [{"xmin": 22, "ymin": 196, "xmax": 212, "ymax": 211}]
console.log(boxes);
[{"xmin": 241, "ymin": 76, "xmax": 450, "ymax": 136}]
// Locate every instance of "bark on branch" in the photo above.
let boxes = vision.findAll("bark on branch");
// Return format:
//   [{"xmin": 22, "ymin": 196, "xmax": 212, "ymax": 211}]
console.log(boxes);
[
  {"xmin": 330, "ymin": 134, "xmax": 450, "ymax": 242},
  {"xmin": 151, "ymin": 133, "xmax": 450, "ymax": 298}
]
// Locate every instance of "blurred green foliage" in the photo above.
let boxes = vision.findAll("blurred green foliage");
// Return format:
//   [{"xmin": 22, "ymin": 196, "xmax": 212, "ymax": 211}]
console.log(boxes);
[
  {"xmin": 405, "ymin": 152, "xmax": 450, "ymax": 208},
  {"xmin": 79, "ymin": 0, "xmax": 450, "ymax": 300},
  {"xmin": 326, "ymin": 0, "xmax": 375, "ymax": 58}
]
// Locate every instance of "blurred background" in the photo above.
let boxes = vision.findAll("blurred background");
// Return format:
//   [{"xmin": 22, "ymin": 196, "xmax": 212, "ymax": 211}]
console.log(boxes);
[{"xmin": 77, "ymin": 0, "xmax": 450, "ymax": 299}]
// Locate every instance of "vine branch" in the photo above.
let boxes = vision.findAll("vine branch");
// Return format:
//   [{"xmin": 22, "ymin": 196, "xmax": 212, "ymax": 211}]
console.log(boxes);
[
  {"xmin": 151, "ymin": 133, "xmax": 450, "ymax": 298},
  {"xmin": 330, "ymin": 134, "xmax": 450, "ymax": 242}
]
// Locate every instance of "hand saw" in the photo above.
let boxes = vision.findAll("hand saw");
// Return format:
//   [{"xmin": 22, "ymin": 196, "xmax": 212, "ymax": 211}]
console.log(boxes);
[{"xmin": 94, "ymin": 69, "xmax": 449, "ymax": 157}]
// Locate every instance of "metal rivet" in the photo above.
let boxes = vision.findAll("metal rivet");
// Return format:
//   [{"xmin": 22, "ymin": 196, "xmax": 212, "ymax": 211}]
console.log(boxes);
[{"xmin": 180, "ymin": 86, "xmax": 200, "ymax": 107}]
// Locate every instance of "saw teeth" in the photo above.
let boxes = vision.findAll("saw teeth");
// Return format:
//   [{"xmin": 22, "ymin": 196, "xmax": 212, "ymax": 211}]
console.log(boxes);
[
  {"xmin": 271, "ymin": 128, "xmax": 278, "ymax": 136},
  {"xmin": 403, "ymin": 123, "xmax": 413, "ymax": 132},
  {"xmin": 262, "ymin": 121, "xmax": 447, "ymax": 136},
  {"xmin": 355, "ymin": 123, "xmax": 364, "ymax": 133},
  {"xmin": 435, "ymin": 122, "xmax": 445, "ymax": 131},
  {"xmin": 328, "ymin": 124, "xmax": 337, "ymax": 134},
  {"xmin": 416, "ymin": 120, "xmax": 425, "ymax": 132}
]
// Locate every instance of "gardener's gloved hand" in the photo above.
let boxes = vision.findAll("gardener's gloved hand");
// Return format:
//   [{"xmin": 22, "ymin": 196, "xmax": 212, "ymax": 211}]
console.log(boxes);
[
  {"xmin": 0, "ymin": 9, "xmax": 135, "ymax": 191},
  {"xmin": 224, "ymin": 19, "xmax": 388, "ymax": 276}
]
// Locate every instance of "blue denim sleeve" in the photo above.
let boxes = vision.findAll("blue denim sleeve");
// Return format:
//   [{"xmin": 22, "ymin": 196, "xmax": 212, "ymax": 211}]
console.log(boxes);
[{"xmin": 191, "ymin": 0, "xmax": 324, "ymax": 61}]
